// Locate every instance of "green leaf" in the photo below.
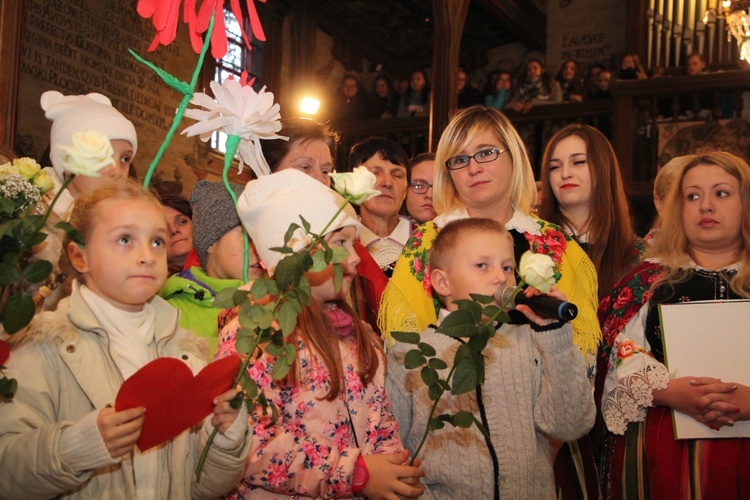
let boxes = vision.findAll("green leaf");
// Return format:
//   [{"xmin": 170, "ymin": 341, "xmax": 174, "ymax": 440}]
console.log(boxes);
[
  {"xmin": 0, "ymin": 377, "xmax": 17, "ymax": 400},
  {"xmin": 420, "ymin": 366, "xmax": 438, "ymax": 386},
  {"xmin": 3, "ymin": 252, "xmax": 19, "ymax": 266},
  {"xmin": 299, "ymin": 215, "xmax": 311, "ymax": 233},
  {"xmin": 472, "ymin": 415, "xmax": 490, "ymax": 439},
  {"xmin": 391, "ymin": 331, "xmax": 421, "ymax": 345},
  {"xmin": 213, "ymin": 287, "xmax": 237, "ymax": 308},
  {"xmin": 468, "ymin": 334, "xmax": 489, "ymax": 352},
  {"xmin": 452, "ymin": 410, "xmax": 475, "ymax": 428},
  {"xmin": 266, "ymin": 343, "xmax": 285, "ymax": 356},
  {"xmin": 428, "ymin": 383, "xmax": 442, "ymax": 401},
  {"xmin": 451, "ymin": 346, "xmax": 480, "ymax": 395},
  {"xmin": 482, "ymin": 304, "xmax": 503, "ymax": 321},
  {"xmin": 128, "ymin": 49, "xmax": 192, "ymax": 94},
  {"xmin": 22, "ymin": 259, "xmax": 53, "ymax": 284},
  {"xmin": 469, "ymin": 293, "xmax": 494, "ymax": 304},
  {"xmin": 229, "ymin": 391, "xmax": 244, "ymax": 410},
  {"xmin": 428, "ymin": 358, "xmax": 448, "ymax": 370},
  {"xmin": 453, "ymin": 299, "xmax": 483, "ymax": 322},
  {"xmin": 418, "ymin": 342, "xmax": 436, "ymax": 357},
  {"xmin": 54, "ymin": 221, "xmax": 84, "ymax": 246},
  {"xmin": 330, "ymin": 245, "xmax": 350, "ymax": 264},
  {"xmin": 311, "ymin": 251, "xmax": 328, "ymax": 272},
  {"xmin": 268, "ymin": 246, "xmax": 294, "ymax": 254},
  {"xmin": 233, "ymin": 289, "xmax": 249, "ymax": 306},
  {"xmin": 0, "ymin": 263, "xmax": 19, "ymax": 286},
  {"xmin": 2, "ymin": 291, "xmax": 34, "ymax": 334},
  {"xmin": 234, "ymin": 329, "xmax": 257, "ymax": 354},
  {"xmin": 333, "ymin": 263, "xmax": 343, "ymax": 292},
  {"xmin": 242, "ymin": 374, "xmax": 259, "ymax": 400},
  {"xmin": 283, "ymin": 223, "xmax": 301, "ymax": 246},
  {"xmin": 26, "ymin": 232, "xmax": 48, "ymax": 248},
  {"xmin": 251, "ymin": 279, "xmax": 269, "ymax": 298},
  {"xmin": 271, "ymin": 356, "xmax": 292, "ymax": 380},
  {"xmin": 404, "ymin": 349, "xmax": 427, "ymax": 369},
  {"xmin": 278, "ymin": 300, "xmax": 299, "ymax": 336},
  {"xmin": 427, "ymin": 417, "xmax": 445, "ymax": 431},
  {"xmin": 437, "ymin": 309, "xmax": 480, "ymax": 338},
  {"xmin": 324, "ymin": 245, "xmax": 333, "ymax": 262},
  {"xmin": 274, "ymin": 254, "xmax": 299, "ymax": 290},
  {"xmin": 283, "ymin": 343, "xmax": 297, "ymax": 365}
]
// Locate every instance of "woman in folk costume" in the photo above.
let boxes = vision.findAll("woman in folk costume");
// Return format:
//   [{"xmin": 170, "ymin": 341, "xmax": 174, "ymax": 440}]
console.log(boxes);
[{"xmin": 598, "ymin": 151, "xmax": 750, "ymax": 498}]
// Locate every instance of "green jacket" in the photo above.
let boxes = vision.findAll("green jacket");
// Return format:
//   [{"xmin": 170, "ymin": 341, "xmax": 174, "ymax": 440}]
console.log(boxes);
[{"xmin": 160, "ymin": 267, "xmax": 243, "ymax": 355}]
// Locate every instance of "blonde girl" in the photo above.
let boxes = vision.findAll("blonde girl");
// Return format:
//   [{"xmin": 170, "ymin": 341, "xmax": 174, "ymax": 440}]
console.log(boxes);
[
  {"xmin": 215, "ymin": 169, "xmax": 424, "ymax": 499},
  {"xmin": 0, "ymin": 180, "xmax": 249, "ymax": 498}
]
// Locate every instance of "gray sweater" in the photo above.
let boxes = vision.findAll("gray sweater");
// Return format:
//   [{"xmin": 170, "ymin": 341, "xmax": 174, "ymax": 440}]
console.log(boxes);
[{"xmin": 386, "ymin": 317, "xmax": 595, "ymax": 499}]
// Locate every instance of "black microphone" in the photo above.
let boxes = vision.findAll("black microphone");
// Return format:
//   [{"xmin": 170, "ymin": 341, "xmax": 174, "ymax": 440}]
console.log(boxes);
[{"xmin": 493, "ymin": 284, "xmax": 578, "ymax": 322}]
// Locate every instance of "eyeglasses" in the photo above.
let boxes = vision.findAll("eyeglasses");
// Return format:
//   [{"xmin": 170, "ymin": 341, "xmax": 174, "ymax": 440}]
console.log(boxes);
[
  {"xmin": 445, "ymin": 147, "xmax": 507, "ymax": 170},
  {"xmin": 409, "ymin": 179, "xmax": 433, "ymax": 194}
]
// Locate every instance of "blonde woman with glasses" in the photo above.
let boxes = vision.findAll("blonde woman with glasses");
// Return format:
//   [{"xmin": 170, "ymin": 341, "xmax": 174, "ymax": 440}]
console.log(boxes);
[{"xmin": 379, "ymin": 105, "xmax": 601, "ymax": 499}]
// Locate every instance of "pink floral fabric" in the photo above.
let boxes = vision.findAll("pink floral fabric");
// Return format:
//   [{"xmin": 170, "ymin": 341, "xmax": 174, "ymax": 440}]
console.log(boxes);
[{"xmin": 215, "ymin": 316, "xmax": 403, "ymax": 498}]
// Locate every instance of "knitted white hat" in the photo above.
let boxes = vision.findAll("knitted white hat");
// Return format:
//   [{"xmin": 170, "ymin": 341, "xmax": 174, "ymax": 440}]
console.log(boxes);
[
  {"xmin": 237, "ymin": 169, "xmax": 360, "ymax": 276},
  {"xmin": 41, "ymin": 91, "xmax": 138, "ymax": 176}
]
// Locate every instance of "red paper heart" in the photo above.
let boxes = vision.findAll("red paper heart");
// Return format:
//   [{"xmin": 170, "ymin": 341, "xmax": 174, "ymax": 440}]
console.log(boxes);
[
  {"xmin": 115, "ymin": 355, "xmax": 240, "ymax": 451},
  {"xmin": 0, "ymin": 340, "xmax": 9, "ymax": 366}
]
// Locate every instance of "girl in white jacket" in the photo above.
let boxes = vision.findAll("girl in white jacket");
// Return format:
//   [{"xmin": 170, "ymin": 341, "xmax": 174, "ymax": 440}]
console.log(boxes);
[{"xmin": 0, "ymin": 181, "xmax": 250, "ymax": 499}]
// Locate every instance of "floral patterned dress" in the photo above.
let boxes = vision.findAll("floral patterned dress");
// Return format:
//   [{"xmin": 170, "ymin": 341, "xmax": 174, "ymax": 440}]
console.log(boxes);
[
  {"xmin": 214, "ymin": 311, "xmax": 403, "ymax": 499},
  {"xmin": 598, "ymin": 260, "xmax": 750, "ymax": 499}
]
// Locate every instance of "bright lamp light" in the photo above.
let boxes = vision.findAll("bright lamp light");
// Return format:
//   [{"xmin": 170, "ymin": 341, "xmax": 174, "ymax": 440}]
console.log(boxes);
[{"xmin": 299, "ymin": 97, "xmax": 320, "ymax": 115}]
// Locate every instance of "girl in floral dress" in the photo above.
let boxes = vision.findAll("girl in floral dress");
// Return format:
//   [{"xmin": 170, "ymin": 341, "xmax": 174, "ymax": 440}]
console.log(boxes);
[{"xmin": 215, "ymin": 170, "xmax": 424, "ymax": 499}]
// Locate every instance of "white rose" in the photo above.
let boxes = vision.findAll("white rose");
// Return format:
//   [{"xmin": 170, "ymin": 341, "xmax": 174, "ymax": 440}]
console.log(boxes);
[
  {"xmin": 518, "ymin": 251, "xmax": 556, "ymax": 293},
  {"xmin": 33, "ymin": 172, "xmax": 55, "ymax": 194},
  {"xmin": 329, "ymin": 166, "xmax": 381, "ymax": 205},
  {"xmin": 0, "ymin": 162, "xmax": 20, "ymax": 177},
  {"xmin": 13, "ymin": 157, "xmax": 42, "ymax": 181},
  {"xmin": 56, "ymin": 130, "xmax": 115, "ymax": 177}
]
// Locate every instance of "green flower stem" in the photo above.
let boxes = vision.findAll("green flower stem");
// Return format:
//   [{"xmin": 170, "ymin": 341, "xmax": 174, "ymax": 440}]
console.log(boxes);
[
  {"xmin": 141, "ymin": 13, "xmax": 216, "ymax": 189},
  {"xmin": 409, "ymin": 364, "xmax": 457, "ymax": 466},
  {"xmin": 39, "ymin": 175, "xmax": 75, "ymax": 228},
  {"xmin": 408, "ymin": 279, "xmax": 525, "ymax": 466},
  {"xmin": 195, "ymin": 350, "xmax": 255, "ymax": 481},
  {"xmin": 307, "ymin": 194, "xmax": 353, "ymax": 249},
  {"xmin": 221, "ymin": 134, "xmax": 250, "ymax": 283}
]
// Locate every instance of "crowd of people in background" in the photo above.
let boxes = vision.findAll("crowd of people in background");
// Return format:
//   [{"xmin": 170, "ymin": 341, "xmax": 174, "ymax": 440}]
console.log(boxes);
[
  {"xmin": 2, "ymin": 45, "xmax": 750, "ymax": 499},
  {"xmin": 329, "ymin": 50, "xmax": 729, "ymax": 122}
]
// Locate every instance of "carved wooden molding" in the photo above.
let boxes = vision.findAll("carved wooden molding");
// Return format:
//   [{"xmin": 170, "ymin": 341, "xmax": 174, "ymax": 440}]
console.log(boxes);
[{"xmin": 0, "ymin": 0, "xmax": 22, "ymax": 158}]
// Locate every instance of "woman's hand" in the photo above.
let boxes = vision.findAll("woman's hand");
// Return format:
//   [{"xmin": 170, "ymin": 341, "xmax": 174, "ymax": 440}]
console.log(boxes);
[
  {"xmin": 362, "ymin": 450, "xmax": 425, "ymax": 500},
  {"xmin": 211, "ymin": 384, "xmax": 243, "ymax": 435},
  {"xmin": 699, "ymin": 381, "xmax": 750, "ymax": 427},
  {"xmin": 652, "ymin": 376, "xmax": 739, "ymax": 429},
  {"xmin": 97, "ymin": 406, "xmax": 146, "ymax": 458}
]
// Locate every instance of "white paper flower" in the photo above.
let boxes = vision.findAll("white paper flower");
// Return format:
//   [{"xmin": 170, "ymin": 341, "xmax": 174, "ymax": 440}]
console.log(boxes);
[
  {"xmin": 329, "ymin": 166, "xmax": 381, "ymax": 205},
  {"xmin": 53, "ymin": 130, "xmax": 115, "ymax": 177},
  {"xmin": 182, "ymin": 78, "xmax": 285, "ymax": 177},
  {"xmin": 518, "ymin": 251, "xmax": 556, "ymax": 293}
]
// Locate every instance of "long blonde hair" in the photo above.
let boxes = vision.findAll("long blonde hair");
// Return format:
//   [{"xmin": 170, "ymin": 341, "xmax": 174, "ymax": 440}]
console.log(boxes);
[
  {"xmin": 433, "ymin": 106, "xmax": 536, "ymax": 216},
  {"xmin": 647, "ymin": 151, "xmax": 750, "ymax": 297}
]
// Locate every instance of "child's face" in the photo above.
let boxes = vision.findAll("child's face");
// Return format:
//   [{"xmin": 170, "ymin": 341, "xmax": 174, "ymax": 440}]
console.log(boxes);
[
  {"xmin": 308, "ymin": 226, "xmax": 360, "ymax": 303},
  {"xmin": 206, "ymin": 226, "xmax": 265, "ymax": 281},
  {"xmin": 435, "ymin": 231, "xmax": 516, "ymax": 310},
  {"xmin": 69, "ymin": 197, "xmax": 168, "ymax": 311}
]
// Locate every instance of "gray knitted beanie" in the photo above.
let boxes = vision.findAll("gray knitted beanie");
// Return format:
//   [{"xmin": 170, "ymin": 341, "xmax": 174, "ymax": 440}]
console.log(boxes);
[{"xmin": 190, "ymin": 180, "xmax": 244, "ymax": 265}]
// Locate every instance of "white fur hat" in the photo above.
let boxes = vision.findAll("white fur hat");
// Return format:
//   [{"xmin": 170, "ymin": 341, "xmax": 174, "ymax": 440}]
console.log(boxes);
[
  {"xmin": 41, "ymin": 91, "xmax": 138, "ymax": 176},
  {"xmin": 237, "ymin": 169, "xmax": 360, "ymax": 276}
]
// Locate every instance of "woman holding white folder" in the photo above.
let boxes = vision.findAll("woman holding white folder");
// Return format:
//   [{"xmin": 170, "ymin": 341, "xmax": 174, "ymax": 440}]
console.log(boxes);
[{"xmin": 598, "ymin": 151, "xmax": 750, "ymax": 498}]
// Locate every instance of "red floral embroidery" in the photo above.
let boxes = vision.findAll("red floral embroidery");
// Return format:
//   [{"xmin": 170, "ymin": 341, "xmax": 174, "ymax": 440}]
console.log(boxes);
[
  {"xmin": 422, "ymin": 264, "xmax": 433, "ymax": 298},
  {"xmin": 617, "ymin": 339, "xmax": 636, "ymax": 359}
]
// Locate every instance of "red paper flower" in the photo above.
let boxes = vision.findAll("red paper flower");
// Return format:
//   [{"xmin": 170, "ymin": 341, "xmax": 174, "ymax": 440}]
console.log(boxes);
[{"xmin": 137, "ymin": 0, "xmax": 267, "ymax": 59}]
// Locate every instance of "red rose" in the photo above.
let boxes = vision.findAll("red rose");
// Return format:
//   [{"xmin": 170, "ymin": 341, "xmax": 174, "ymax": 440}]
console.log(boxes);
[{"xmin": 612, "ymin": 286, "xmax": 635, "ymax": 311}]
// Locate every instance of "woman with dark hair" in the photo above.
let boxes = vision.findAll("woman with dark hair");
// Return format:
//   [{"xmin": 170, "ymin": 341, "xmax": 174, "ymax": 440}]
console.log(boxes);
[
  {"xmin": 396, "ymin": 69, "xmax": 430, "ymax": 117},
  {"xmin": 599, "ymin": 151, "xmax": 750, "ymax": 498},
  {"xmin": 510, "ymin": 58, "xmax": 562, "ymax": 113},
  {"xmin": 405, "ymin": 152, "xmax": 437, "ymax": 224},
  {"xmin": 263, "ymin": 117, "xmax": 340, "ymax": 186},
  {"xmin": 554, "ymin": 59, "xmax": 586, "ymax": 103},
  {"xmin": 483, "ymin": 70, "xmax": 514, "ymax": 110},
  {"xmin": 372, "ymin": 73, "xmax": 400, "ymax": 119},
  {"xmin": 538, "ymin": 124, "xmax": 644, "ymax": 299},
  {"xmin": 159, "ymin": 192, "xmax": 195, "ymax": 275}
]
